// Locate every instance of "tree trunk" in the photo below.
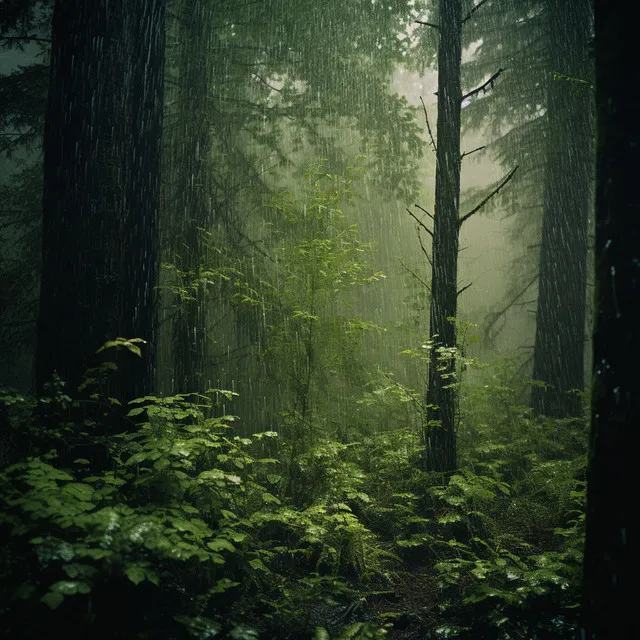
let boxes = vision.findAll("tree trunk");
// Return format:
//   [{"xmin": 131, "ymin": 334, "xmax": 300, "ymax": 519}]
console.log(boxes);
[
  {"xmin": 36, "ymin": 1, "xmax": 165, "ymax": 402},
  {"xmin": 169, "ymin": 0, "xmax": 215, "ymax": 394},
  {"xmin": 580, "ymin": 2, "xmax": 640, "ymax": 637},
  {"xmin": 531, "ymin": 0, "xmax": 593, "ymax": 419},
  {"xmin": 424, "ymin": 0, "xmax": 462, "ymax": 473}
]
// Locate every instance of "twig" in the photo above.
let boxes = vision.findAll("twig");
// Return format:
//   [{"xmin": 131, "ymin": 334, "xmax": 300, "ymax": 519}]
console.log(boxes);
[
  {"xmin": 416, "ymin": 229, "xmax": 433, "ymax": 267},
  {"xmin": 462, "ymin": 0, "xmax": 491, "ymax": 24},
  {"xmin": 484, "ymin": 273, "xmax": 538, "ymax": 342},
  {"xmin": 407, "ymin": 208, "xmax": 433, "ymax": 238},
  {"xmin": 462, "ymin": 68, "xmax": 505, "ymax": 103},
  {"xmin": 419, "ymin": 96, "xmax": 437, "ymax": 153},
  {"xmin": 457, "ymin": 282, "xmax": 473, "ymax": 297},
  {"xmin": 414, "ymin": 203, "xmax": 434, "ymax": 221},
  {"xmin": 461, "ymin": 145, "xmax": 486, "ymax": 160},
  {"xmin": 459, "ymin": 165, "xmax": 519, "ymax": 226},
  {"xmin": 252, "ymin": 73, "xmax": 282, "ymax": 92},
  {"xmin": 399, "ymin": 260, "xmax": 431, "ymax": 293},
  {"xmin": 415, "ymin": 20, "xmax": 439, "ymax": 30}
]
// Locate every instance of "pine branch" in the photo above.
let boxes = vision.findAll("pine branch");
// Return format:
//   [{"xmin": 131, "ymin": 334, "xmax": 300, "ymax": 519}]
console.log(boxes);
[
  {"xmin": 419, "ymin": 96, "xmax": 437, "ymax": 153},
  {"xmin": 462, "ymin": 0, "xmax": 491, "ymax": 25},
  {"xmin": 462, "ymin": 68, "xmax": 505, "ymax": 103},
  {"xmin": 461, "ymin": 145, "xmax": 486, "ymax": 160},
  {"xmin": 459, "ymin": 165, "xmax": 519, "ymax": 226},
  {"xmin": 399, "ymin": 259, "xmax": 431, "ymax": 293},
  {"xmin": 415, "ymin": 20, "xmax": 439, "ymax": 30},
  {"xmin": 457, "ymin": 282, "xmax": 473, "ymax": 297},
  {"xmin": 0, "ymin": 35, "xmax": 51, "ymax": 44},
  {"xmin": 407, "ymin": 207, "xmax": 433, "ymax": 238},
  {"xmin": 416, "ymin": 228, "xmax": 433, "ymax": 267},
  {"xmin": 414, "ymin": 203, "xmax": 434, "ymax": 221}
]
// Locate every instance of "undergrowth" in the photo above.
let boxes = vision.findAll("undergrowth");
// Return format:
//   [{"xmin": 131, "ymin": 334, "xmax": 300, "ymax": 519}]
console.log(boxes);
[{"xmin": 0, "ymin": 341, "xmax": 586, "ymax": 639}]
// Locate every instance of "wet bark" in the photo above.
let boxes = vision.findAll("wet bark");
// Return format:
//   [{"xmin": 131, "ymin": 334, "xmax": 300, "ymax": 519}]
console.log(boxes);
[
  {"xmin": 580, "ymin": 3, "xmax": 640, "ymax": 637},
  {"xmin": 424, "ymin": 0, "xmax": 462, "ymax": 473},
  {"xmin": 531, "ymin": 0, "xmax": 593, "ymax": 419},
  {"xmin": 36, "ymin": 1, "xmax": 165, "ymax": 402}
]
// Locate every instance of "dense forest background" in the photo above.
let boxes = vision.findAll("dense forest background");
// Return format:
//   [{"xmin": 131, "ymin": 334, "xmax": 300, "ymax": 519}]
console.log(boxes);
[{"xmin": 0, "ymin": 1, "xmax": 636, "ymax": 638}]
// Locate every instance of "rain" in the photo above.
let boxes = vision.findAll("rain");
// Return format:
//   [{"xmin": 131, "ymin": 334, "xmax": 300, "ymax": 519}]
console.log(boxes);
[{"xmin": 0, "ymin": 1, "xmax": 637, "ymax": 638}]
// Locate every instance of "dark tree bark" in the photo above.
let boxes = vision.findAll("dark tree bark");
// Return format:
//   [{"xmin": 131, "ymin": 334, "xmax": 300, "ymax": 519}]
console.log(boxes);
[
  {"xmin": 580, "ymin": 2, "xmax": 640, "ymax": 637},
  {"xmin": 424, "ymin": 0, "xmax": 462, "ymax": 473},
  {"xmin": 531, "ymin": 0, "xmax": 593, "ymax": 419},
  {"xmin": 36, "ymin": 1, "xmax": 165, "ymax": 402}
]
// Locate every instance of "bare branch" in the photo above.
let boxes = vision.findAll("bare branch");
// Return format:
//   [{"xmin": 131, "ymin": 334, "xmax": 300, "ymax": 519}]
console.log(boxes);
[
  {"xmin": 457, "ymin": 282, "xmax": 473, "ymax": 297},
  {"xmin": 419, "ymin": 96, "xmax": 437, "ymax": 153},
  {"xmin": 484, "ymin": 273, "xmax": 538, "ymax": 343},
  {"xmin": 416, "ymin": 229, "xmax": 433, "ymax": 267},
  {"xmin": 415, "ymin": 20, "xmax": 439, "ymax": 30},
  {"xmin": 459, "ymin": 165, "xmax": 519, "ymax": 226},
  {"xmin": 252, "ymin": 73, "xmax": 282, "ymax": 92},
  {"xmin": 414, "ymin": 203, "xmax": 434, "ymax": 221},
  {"xmin": 462, "ymin": 68, "xmax": 505, "ymax": 103},
  {"xmin": 461, "ymin": 145, "xmax": 486, "ymax": 160},
  {"xmin": 462, "ymin": 0, "xmax": 491, "ymax": 25},
  {"xmin": 399, "ymin": 259, "xmax": 431, "ymax": 293},
  {"xmin": 407, "ymin": 207, "xmax": 433, "ymax": 238}
]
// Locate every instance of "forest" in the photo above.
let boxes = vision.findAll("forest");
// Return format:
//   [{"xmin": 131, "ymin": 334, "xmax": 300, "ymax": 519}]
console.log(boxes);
[{"xmin": 0, "ymin": 1, "xmax": 637, "ymax": 638}]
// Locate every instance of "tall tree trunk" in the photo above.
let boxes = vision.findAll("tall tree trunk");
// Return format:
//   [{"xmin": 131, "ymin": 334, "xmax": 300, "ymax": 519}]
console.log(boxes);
[
  {"xmin": 36, "ymin": 1, "xmax": 165, "ymax": 402},
  {"xmin": 424, "ymin": 0, "xmax": 462, "ymax": 473},
  {"xmin": 169, "ymin": 0, "xmax": 215, "ymax": 394},
  {"xmin": 531, "ymin": 0, "xmax": 593, "ymax": 418},
  {"xmin": 580, "ymin": 2, "xmax": 640, "ymax": 636}
]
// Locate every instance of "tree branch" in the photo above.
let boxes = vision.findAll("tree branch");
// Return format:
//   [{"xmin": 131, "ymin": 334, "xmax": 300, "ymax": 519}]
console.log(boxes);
[
  {"xmin": 415, "ymin": 20, "xmax": 439, "ymax": 30},
  {"xmin": 414, "ymin": 203, "xmax": 434, "ymax": 221},
  {"xmin": 459, "ymin": 165, "xmax": 519, "ymax": 226},
  {"xmin": 462, "ymin": 0, "xmax": 491, "ymax": 25},
  {"xmin": 416, "ymin": 229, "xmax": 433, "ymax": 267},
  {"xmin": 407, "ymin": 207, "xmax": 433, "ymax": 238},
  {"xmin": 0, "ymin": 35, "xmax": 51, "ymax": 44},
  {"xmin": 462, "ymin": 68, "xmax": 505, "ymax": 103},
  {"xmin": 457, "ymin": 282, "xmax": 473, "ymax": 297},
  {"xmin": 461, "ymin": 145, "xmax": 486, "ymax": 160},
  {"xmin": 484, "ymin": 273, "xmax": 538, "ymax": 343},
  {"xmin": 419, "ymin": 96, "xmax": 437, "ymax": 153},
  {"xmin": 399, "ymin": 260, "xmax": 431, "ymax": 293}
]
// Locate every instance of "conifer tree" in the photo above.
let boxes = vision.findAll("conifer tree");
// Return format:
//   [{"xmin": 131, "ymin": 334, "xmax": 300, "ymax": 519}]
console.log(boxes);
[{"xmin": 36, "ymin": 1, "xmax": 166, "ymax": 401}]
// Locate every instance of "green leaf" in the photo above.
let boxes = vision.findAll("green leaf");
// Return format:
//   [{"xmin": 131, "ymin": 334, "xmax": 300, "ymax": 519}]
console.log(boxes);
[
  {"xmin": 41, "ymin": 591, "xmax": 64, "ymax": 610},
  {"xmin": 249, "ymin": 558, "xmax": 269, "ymax": 573},
  {"xmin": 63, "ymin": 563, "xmax": 97, "ymax": 580},
  {"xmin": 63, "ymin": 483, "xmax": 95, "ymax": 501},
  {"xmin": 51, "ymin": 580, "xmax": 91, "ymax": 595},
  {"xmin": 207, "ymin": 538, "xmax": 236, "ymax": 553},
  {"xmin": 125, "ymin": 564, "xmax": 147, "ymax": 585},
  {"xmin": 125, "ymin": 452, "xmax": 148, "ymax": 465}
]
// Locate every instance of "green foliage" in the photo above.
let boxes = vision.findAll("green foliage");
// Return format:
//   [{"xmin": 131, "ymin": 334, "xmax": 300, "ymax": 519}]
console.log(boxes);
[
  {"xmin": 258, "ymin": 163, "xmax": 386, "ymax": 444},
  {"xmin": 0, "ymin": 352, "xmax": 396, "ymax": 638},
  {"xmin": 0, "ymin": 332, "xmax": 588, "ymax": 639}
]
